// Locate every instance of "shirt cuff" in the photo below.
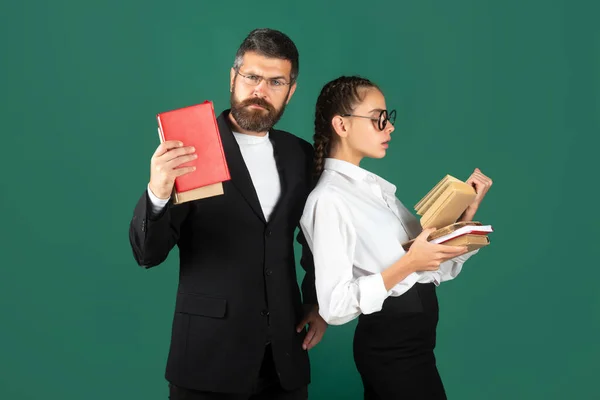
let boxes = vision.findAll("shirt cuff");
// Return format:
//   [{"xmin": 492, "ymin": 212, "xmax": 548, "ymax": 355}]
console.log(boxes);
[
  {"xmin": 357, "ymin": 273, "xmax": 390, "ymax": 315},
  {"xmin": 147, "ymin": 184, "xmax": 170, "ymax": 216},
  {"xmin": 393, "ymin": 271, "xmax": 422, "ymax": 292},
  {"xmin": 438, "ymin": 248, "xmax": 480, "ymax": 281},
  {"xmin": 455, "ymin": 248, "xmax": 480, "ymax": 263}
]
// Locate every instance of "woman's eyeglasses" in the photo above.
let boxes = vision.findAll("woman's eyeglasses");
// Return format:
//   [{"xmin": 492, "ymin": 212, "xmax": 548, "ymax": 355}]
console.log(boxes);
[{"xmin": 341, "ymin": 109, "xmax": 396, "ymax": 131}]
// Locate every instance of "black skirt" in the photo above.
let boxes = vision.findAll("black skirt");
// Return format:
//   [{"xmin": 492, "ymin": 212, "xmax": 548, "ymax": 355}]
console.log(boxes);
[{"xmin": 353, "ymin": 283, "xmax": 447, "ymax": 400}]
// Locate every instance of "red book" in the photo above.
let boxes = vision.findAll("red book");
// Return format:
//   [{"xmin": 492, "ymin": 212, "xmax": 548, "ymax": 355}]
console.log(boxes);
[{"xmin": 156, "ymin": 101, "xmax": 230, "ymax": 204}]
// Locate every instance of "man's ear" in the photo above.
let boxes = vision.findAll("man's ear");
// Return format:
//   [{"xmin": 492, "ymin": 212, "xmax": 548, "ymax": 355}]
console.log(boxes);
[
  {"xmin": 285, "ymin": 81, "xmax": 298, "ymax": 104},
  {"xmin": 229, "ymin": 68, "xmax": 236, "ymax": 92}
]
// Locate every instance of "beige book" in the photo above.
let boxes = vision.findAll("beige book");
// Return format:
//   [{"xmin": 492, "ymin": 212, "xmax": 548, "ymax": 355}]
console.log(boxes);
[
  {"xmin": 415, "ymin": 175, "xmax": 461, "ymax": 214},
  {"xmin": 415, "ymin": 175, "xmax": 476, "ymax": 229},
  {"xmin": 443, "ymin": 234, "xmax": 490, "ymax": 252},
  {"xmin": 401, "ymin": 222, "xmax": 485, "ymax": 249},
  {"xmin": 171, "ymin": 183, "xmax": 224, "ymax": 204},
  {"xmin": 402, "ymin": 233, "xmax": 490, "ymax": 253},
  {"xmin": 425, "ymin": 221, "xmax": 483, "ymax": 240},
  {"xmin": 403, "ymin": 174, "xmax": 493, "ymax": 255}
]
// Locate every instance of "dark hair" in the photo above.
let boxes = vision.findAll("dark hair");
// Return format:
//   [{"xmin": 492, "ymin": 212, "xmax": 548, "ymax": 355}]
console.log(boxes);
[
  {"xmin": 313, "ymin": 76, "xmax": 380, "ymax": 180},
  {"xmin": 233, "ymin": 28, "xmax": 299, "ymax": 83}
]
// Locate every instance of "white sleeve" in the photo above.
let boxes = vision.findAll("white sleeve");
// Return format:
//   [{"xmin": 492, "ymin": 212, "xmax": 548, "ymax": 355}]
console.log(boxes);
[
  {"xmin": 435, "ymin": 249, "xmax": 480, "ymax": 282},
  {"xmin": 300, "ymin": 193, "xmax": 389, "ymax": 326},
  {"xmin": 147, "ymin": 184, "xmax": 170, "ymax": 216}
]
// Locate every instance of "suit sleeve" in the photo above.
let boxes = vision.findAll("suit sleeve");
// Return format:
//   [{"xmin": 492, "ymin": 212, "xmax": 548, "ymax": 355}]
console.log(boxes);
[
  {"xmin": 296, "ymin": 139, "xmax": 318, "ymax": 305},
  {"xmin": 297, "ymin": 228, "xmax": 318, "ymax": 305},
  {"xmin": 128, "ymin": 189, "xmax": 191, "ymax": 268}
]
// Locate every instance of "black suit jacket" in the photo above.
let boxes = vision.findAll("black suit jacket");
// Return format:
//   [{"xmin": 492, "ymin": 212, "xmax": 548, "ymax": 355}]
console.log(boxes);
[{"xmin": 128, "ymin": 110, "xmax": 317, "ymax": 393}]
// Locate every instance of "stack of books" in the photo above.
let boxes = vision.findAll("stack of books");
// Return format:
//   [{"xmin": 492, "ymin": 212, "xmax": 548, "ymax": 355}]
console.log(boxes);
[
  {"xmin": 402, "ymin": 174, "xmax": 493, "ymax": 252},
  {"xmin": 156, "ymin": 101, "xmax": 231, "ymax": 204}
]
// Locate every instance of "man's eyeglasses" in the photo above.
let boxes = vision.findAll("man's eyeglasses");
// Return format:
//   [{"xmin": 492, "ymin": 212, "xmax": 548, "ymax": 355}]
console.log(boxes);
[
  {"xmin": 341, "ymin": 109, "xmax": 397, "ymax": 131},
  {"xmin": 236, "ymin": 71, "xmax": 291, "ymax": 92}
]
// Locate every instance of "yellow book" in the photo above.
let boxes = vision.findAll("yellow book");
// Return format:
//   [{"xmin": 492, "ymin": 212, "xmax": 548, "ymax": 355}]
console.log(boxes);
[
  {"xmin": 401, "ymin": 222, "xmax": 492, "ymax": 253},
  {"xmin": 403, "ymin": 175, "xmax": 494, "ymax": 255},
  {"xmin": 402, "ymin": 233, "xmax": 490, "ymax": 253},
  {"xmin": 444, "ymin": 234, "xmax": 490, "ymax": 252},
  {"xmin": 415, "ymin": 175, "xmax": 476, "ymax": 229},
  {"xmin": 415, "ymin": 174, "xmax": 460, "ymax": 214}
]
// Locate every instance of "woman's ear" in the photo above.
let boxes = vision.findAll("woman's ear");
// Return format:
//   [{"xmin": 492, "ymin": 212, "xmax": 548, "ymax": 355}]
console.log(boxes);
[{"xmin": 332, "ymin": 115, "xmax": 349, "ymax": 139}]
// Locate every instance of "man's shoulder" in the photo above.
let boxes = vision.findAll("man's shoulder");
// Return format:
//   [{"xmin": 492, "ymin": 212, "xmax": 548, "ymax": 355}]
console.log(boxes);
[{"xmin": 271, "ymin": 128, "xmax": 314, "ymax": 156}]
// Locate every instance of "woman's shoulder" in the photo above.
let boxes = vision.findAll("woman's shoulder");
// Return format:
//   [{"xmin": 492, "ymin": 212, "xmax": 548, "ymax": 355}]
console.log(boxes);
[{"xmin": 305, "ymin": 173, "xmax": 351, "ymax": 210}]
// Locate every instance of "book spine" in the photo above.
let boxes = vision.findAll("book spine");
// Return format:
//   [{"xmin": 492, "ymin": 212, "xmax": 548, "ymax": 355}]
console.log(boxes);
[
  {"xmin": 156, "ymin": 115, "xmax": 181, "ymax": 195},
  {"xmin": 156, "ymin": 115, "xmax": 166, "ymax": 143}
]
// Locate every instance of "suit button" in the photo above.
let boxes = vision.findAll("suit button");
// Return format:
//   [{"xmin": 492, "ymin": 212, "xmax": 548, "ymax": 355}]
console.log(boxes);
[
  {"xmin": 265, "ymin": 229, "xmax": 272, "ymax": 237},
  {"xmin": 261, "ymin": 310, "xmax": 270, "ymax": 317},
  {"xmin": 266, "ymin": 269, "xmax": 273, "ymax": 276}
]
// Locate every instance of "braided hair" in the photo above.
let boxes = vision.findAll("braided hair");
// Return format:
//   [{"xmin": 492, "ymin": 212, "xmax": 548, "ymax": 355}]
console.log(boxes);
[{"xmin": 313, "ymin": 76, "xmax": 380, "ymax": 181}]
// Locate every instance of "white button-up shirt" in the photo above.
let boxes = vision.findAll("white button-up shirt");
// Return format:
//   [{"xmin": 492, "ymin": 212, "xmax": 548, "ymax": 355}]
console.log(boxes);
[{"xmin": 300, "ymin": 158, "xmax": 478, "ymax": 325}]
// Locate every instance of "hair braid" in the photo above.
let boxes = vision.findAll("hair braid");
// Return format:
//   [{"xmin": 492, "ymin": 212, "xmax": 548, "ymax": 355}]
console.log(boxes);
[
  {"xmin": 313, "ymin": 108, "xmax": 332, "ymax": 180},
  {"xmin": 312, "ymin": 76, "xmax": 380, "ymax": 181}
]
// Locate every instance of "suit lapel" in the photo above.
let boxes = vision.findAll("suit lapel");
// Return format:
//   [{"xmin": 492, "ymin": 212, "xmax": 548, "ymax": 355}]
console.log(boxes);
[
  {"xmin": 217, "ymin": 110, "xmax": 267, "ymax": 224},
  {"xmin": 266, "ymin": 129, "xmax": 292, "ymax": 225}
]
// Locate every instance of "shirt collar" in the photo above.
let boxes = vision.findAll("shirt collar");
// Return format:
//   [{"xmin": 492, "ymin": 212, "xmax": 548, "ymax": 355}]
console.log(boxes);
[
  {"xmin": 232, "ymin": 131, "xmax": 270, "ymax": 145},
  {"xmin": 323, "ymin": 158, "xmax": 397, "ymax": 194}
]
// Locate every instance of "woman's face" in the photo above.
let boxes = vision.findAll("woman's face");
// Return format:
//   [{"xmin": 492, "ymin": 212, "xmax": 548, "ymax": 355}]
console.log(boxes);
[{"xmin": 342, "ymin": 88, "xmax": 396, "ymax": 160}]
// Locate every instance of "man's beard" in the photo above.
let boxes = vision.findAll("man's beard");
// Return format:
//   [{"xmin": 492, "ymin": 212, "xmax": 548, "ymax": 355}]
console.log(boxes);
[{"xmin": 230, "ymin": 87, "xmax": 287, "ymax": 132}]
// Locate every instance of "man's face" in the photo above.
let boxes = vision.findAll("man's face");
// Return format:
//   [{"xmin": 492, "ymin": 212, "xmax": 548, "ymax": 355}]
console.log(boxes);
[{"xmin": 229, "ymin": 51, "xmax": 297, "ymax": 133}]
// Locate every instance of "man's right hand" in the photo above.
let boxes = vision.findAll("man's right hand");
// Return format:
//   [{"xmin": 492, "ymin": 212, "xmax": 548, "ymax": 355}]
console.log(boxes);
[
  {"xmin": 148, "ymin": 140, "xmax": 197, "ymax": 199},
  {"xmin": 404, "ymin": 228, "xmax": 468, "ymax": 272}
]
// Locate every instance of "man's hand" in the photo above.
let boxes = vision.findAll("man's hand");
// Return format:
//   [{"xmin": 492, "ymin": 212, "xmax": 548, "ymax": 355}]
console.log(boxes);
[
  {"xmin": 296, "ymin": 304, "xmax": 328, "ymax": 351},
  {"xmin": 148, "ymin": 140, "xmax": 197, "ymax": 199},
  {"xmin": 459, "ymin": 168, "xmax": 493, "ymax": 222}
]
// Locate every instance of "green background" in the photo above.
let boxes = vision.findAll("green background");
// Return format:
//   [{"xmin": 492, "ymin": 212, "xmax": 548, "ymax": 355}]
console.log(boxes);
[{"xmin": 1, "ymin": 0, "xmax": 598, "ymax": 399}]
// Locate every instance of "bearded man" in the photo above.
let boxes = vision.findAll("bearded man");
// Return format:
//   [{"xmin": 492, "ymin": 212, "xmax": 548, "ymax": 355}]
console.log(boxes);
[{"xmin": 128, "ymin": 28, "xmax": 327, "ymax": 400}]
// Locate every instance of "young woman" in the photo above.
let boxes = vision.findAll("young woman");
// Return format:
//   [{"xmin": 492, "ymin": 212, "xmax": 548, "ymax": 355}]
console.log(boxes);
[{"xmin": 300, "ymin": 76, "xmax": 492, "ymax": 399}]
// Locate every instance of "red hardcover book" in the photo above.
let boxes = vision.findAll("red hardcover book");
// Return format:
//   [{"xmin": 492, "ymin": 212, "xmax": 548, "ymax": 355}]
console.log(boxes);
[{"xmin": 156, "ymin": 101, "xmax": 230, "ymax": 204}]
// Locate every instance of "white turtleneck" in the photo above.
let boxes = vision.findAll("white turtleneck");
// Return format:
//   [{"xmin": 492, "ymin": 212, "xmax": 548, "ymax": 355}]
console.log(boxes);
[{"xmin": 147, "ymin": 131, "xmax": 281, "ymax": 221}]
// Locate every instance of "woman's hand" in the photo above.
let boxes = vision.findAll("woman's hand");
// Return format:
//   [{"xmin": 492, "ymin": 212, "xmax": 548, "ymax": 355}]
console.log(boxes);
[
  {"xmin": 382, "ymin": 228, "xmax": 468, "ymax": 291},
  {"xmin": 459, "ymin": 168, "xmax": 493, "ymax": 222},
  {"xmin": 404, "ymin": 228, "xmax": 468, "ymax": 272}
]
